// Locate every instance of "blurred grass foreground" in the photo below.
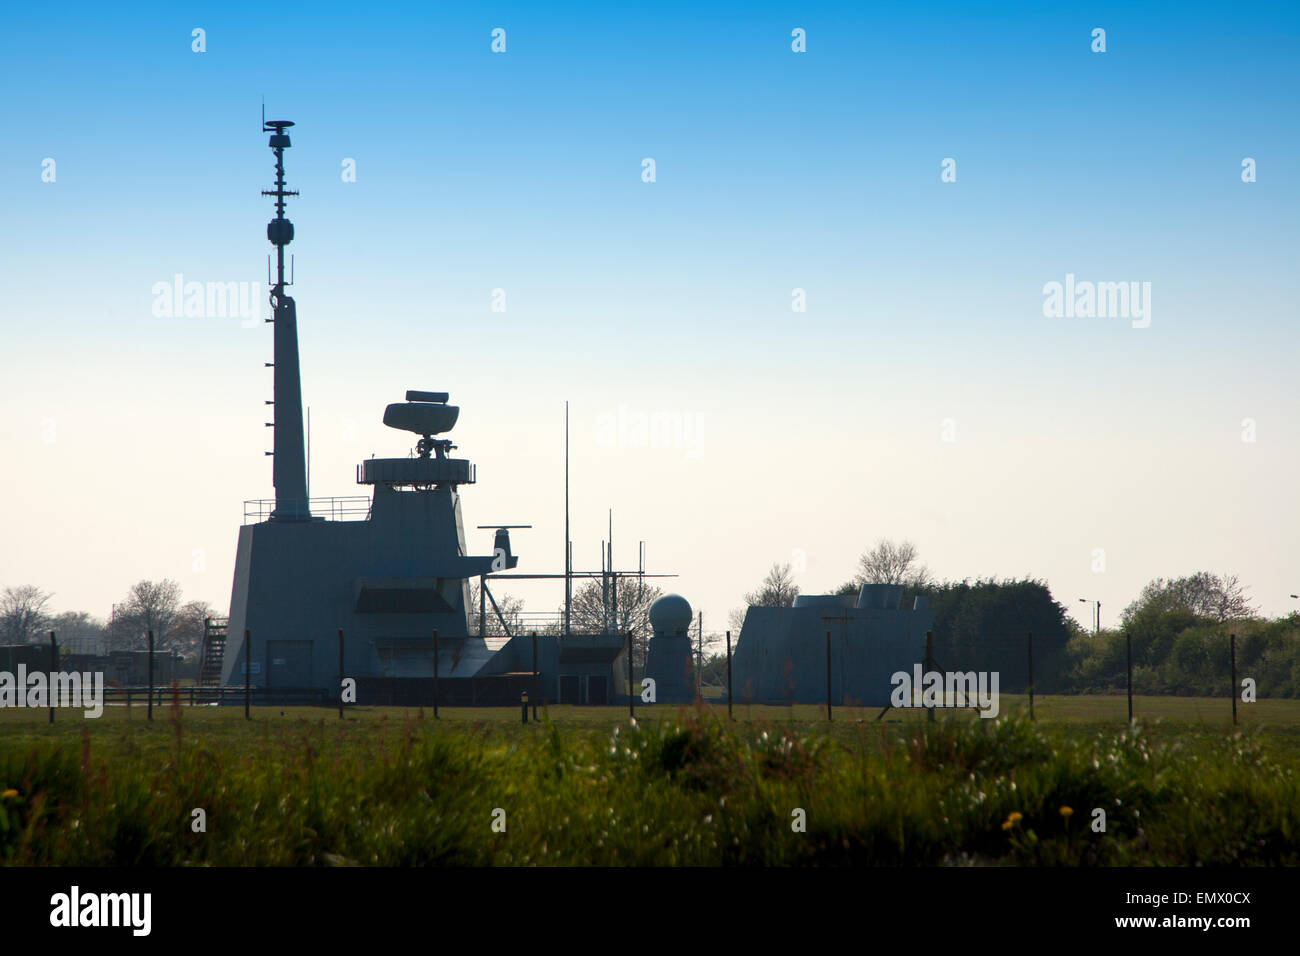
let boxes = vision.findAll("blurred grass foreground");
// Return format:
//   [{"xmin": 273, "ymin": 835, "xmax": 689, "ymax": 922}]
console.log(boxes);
[{"xmin": 1, "ymin": 700, "xmax": 1298, "ymax": 866}]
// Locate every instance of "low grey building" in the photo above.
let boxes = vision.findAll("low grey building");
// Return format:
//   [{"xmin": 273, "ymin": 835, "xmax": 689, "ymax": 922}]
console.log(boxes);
[{"xmin": 731, "ymin": 584, "xmax": 933, "ymax": 706}]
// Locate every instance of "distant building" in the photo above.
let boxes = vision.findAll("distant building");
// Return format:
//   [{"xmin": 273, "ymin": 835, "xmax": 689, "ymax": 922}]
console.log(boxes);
[
  {"xmin": 731, "ymin": 584, "xmax": 933, "ymax": 706},
  {"xmin": 0, "ymin": 645, "xmax": 180, "ymax": 686}
]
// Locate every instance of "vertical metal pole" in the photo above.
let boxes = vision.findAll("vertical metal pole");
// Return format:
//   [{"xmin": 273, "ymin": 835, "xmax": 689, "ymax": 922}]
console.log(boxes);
[
  {"xmin": 147, "ymin": 629, "xmax": 154, "ymax": 722},
  {"xmin": 48, "ymin": 632, "xmax": 57, "ymax": 728},
  {"xmin": 338, "ymin": 629, "xmax": 344, "ymax": 719},
  {"xmin": 726, "ymin": 630, "xmax": 733, "ymax": 721},
  {"xmin": 825, "ymin": 629, "xmax": 833, "ymax": 721},
  {"xmin": 1227, "ymin": 634, "xmax": 1237, "ymax": 723},
  {"xmin": 627, "ymin": 630, "xmax": 635, "ymax": 719},
  {"xmin": 564, "ymin": 400, "xmax": 571, "ymax": 635},
  {"xmin": 609, "ymin": 534, "xmax": 617, "ymax": 633},
  {"xmin": 531, "ymin": 632, "xmax": 538, "ymax": 718},
  {"xmin": 244, "ymin": 629, "xmax": 251, "ymax": 720},
  {"xmin": 697, "ymin": 611, "xmax": 703, "ymax": 698},
  {"xmin": 1125, "ymin": 630, "xmax": 1133, "ymax": 724},
  {"xmin": 433, "ymin": 629, "xmax": 440, "ymax": 719},
  {"xmin": 925, "ymin": 631, "xmax": 934, "ymax": 722},
  {"xmin": 1027, "ymin": 631, "xmax": 1034, "ymax": 721},
  {"xmin": 479, "ymin": 577, "xmax": 486, "ymax": 638}
]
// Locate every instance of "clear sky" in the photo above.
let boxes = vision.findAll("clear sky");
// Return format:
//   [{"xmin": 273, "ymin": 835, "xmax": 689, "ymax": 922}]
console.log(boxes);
[{"xmin": 1, "ymin": 1, "xmax": 1297, "ymax": 637}]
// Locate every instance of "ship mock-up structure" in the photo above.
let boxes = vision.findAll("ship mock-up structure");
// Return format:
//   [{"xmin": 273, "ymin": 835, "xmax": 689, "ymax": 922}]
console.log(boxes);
[
  {"xmin": 220, "ymin": 119, "xmax": 624, "ymax": 704},
  {"xmin": 221, "ymin": 119, "xmax": 921, "ymax": 711}
]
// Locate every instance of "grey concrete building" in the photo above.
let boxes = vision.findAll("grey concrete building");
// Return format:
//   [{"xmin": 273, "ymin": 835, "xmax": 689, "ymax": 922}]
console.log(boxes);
[{"xmin": 730, "ymin": 584, "xmax": 933, "ymax": 706}]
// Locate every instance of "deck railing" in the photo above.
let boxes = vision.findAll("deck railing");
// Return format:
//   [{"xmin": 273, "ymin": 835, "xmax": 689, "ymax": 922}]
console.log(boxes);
[{"xmin": 242, "ymin": 496, "xmax": 371, "ymax": 524}]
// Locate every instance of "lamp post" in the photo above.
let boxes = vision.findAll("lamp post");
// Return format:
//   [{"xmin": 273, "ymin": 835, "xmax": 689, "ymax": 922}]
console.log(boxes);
[{"xmin": 1078, "ymin": 598, "xmax": 1100, "ymax": 636}]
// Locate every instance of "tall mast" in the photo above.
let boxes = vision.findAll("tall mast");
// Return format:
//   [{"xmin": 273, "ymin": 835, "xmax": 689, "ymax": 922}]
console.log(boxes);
[
  {"xmin": 564, "ymin": 400, "xmax": 571, "ymax": 635},
  {"xmin": 262, "ymin": 119, "xmax": 310, "ymax": 521}
]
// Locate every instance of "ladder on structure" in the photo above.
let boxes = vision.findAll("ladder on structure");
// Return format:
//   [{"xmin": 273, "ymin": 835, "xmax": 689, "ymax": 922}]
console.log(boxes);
[{"xmin": 198, "ymin": 617, "xmax": 228, "ymax": 700}]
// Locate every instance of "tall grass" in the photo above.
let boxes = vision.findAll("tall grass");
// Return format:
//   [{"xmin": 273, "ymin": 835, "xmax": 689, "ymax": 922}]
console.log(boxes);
[{"xmin": 1, "ymin": 703, "xmax": 1297, "ymax": 865}]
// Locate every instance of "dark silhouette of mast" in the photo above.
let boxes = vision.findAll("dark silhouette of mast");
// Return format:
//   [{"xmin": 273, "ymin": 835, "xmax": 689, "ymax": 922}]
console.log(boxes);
[{"xmin": 262, "ymin": 119, "xmax": 310, "ymax": 521}]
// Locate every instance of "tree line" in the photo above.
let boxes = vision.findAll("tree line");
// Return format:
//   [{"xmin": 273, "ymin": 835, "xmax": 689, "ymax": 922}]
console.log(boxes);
[
  {"xmin": 9, "ymin": 543, "xmax": 1294, "ymax": 697},
  {"xmin": 0, "ymin": 581, "xmax": 215, "ymax": 659},
  {"xmin": 716, "ymin": 540, "xmax": 1299, "ymax": 697}
]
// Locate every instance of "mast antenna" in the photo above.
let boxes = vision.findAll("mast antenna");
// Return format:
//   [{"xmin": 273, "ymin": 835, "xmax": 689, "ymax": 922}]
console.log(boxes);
[{"xmin": 261, "ymin": 114, "xmax": 310, "ymax": 521}]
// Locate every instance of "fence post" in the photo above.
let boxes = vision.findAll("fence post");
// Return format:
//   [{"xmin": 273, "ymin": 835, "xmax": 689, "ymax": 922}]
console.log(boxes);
[
  {"xmin": 338, "ymin": 629, "xmax": 345, "ymax": 720},
  {"xmin": 48, "ymin": 634, "xmax": 57, "ymax": 723},
  {"xmin": 726, "ymin": 630, "xmax": 733, "ymax": 721},
  {"xmin": 925, "ymin": 631, "xmax": 934, "ymax": 722},
  {"xmin": 244, "ymin": 629, "xmax": 251, "ymax": 720},
  {"xmin": 147, "ymin": 629, "xmax": 154, "ymax": 722},
  {"xmin": 1125, "ymin": 630, "xmax": 1134, "ymax": 724},
  {"xmin": 1227, "ymin": 634, "xmax": 1237, "ymax": 723},
  {"xmin": 433, "ymin": 629, "xmax": 440, "ymax": 719},
  {"xmin": 1026, "ymin": 631, "xmax": 1034, "ymax": 721},
  {"xmin": 627, "ymin": 630, "xmax": 635, "ymax": 719},
  {"xmin": 531, "ymin": 632, "xmax": 538, "ymax": 718},
  {"xmin": 825, "ymin": 630, "xmax": 833, "ymax": 722}
]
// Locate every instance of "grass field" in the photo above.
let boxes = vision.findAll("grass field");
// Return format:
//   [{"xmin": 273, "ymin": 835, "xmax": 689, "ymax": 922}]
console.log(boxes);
[{"xmin": 1, "ymin": 695, "xmax": 1298, "ymax": 865}]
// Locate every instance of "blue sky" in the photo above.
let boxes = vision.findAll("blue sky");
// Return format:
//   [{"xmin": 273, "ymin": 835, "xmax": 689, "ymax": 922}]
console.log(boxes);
[{"xmin": 2, "ymin": 1, "xmax": 1297, "ymax": 633}]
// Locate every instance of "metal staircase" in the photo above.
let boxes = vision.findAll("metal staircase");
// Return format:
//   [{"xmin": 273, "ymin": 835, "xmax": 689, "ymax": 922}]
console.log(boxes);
[{"xmin": 199, "ymin": 617, "xmax": 228, "ymax": 694}]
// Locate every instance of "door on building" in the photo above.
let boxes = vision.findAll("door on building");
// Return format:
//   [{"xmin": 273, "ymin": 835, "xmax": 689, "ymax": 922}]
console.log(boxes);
[
  {"xmin": 587, "ymin": 675, "xmax": 609, "ymax": 705},
  {"xmin": 559, "ymin": 675, "xmax": 580, "ymax": 704},
  {"xmin": 267, "ymin": 640, "xmax": 313, "ymax": 687}
]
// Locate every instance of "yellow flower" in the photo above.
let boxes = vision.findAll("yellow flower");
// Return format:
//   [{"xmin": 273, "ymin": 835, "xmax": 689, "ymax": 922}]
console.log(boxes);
[
  {"xmin": 1, "ymin": 789, "xmax": 17, "ymax": 799},
  {"xmin": 1001, "ymin": 811, "xmax": 1023, "ymax": 830},
  {"xmin": 1059, "ymin": 806, "xmax": 1074, "ymax": 818}
]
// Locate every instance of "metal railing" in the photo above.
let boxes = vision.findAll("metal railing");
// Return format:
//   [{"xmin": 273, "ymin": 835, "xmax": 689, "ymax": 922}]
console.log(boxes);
[{"xmin": 243, "ymin": 496, "xmax": 371, "ymax": 523}]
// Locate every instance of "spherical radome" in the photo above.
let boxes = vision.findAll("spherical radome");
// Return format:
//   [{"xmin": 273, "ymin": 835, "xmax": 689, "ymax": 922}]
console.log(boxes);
[{"xmin": 649, "ymin": 594, "xmax": 693, "ymax": 635}]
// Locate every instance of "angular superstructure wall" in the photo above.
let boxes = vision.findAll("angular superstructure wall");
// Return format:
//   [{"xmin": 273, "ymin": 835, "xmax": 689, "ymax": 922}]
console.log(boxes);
[
  {"xmin": 730, "ymin": 585, "xmax": 933, "ymax": 706},
  {"xmin": 222, "ymin": 483, "xmax": 497, "ymax": 690}
]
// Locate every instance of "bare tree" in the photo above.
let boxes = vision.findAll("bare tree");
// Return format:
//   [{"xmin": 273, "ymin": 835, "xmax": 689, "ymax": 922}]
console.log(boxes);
[
  {"xmin": 727, "ymin": 607, "xmax": 747, "ymax": 635},
  {"xmin": 113, "ymin": 579, "xmax": 183, "ymax": 651},
  {"xmin": 468, "ymin": 582, "xmax": 527, "ymax": 637},
  {"xmin": 1203, "ymin": 574, "xmax": 1254, "ymax": 622},
  {"xmin": 854, "ymin": 539, "xmax": 931, "ymax": 587},
  {"xmin": 744, "ymin": 562, "xmax": 800, "ymax": 608},
  {"xmin": 0, "ymin": 585, "xmax": 53, "ymax": 644},
  {"xmin": 727, "ymin": 562, "xmax": 801, "ymax": 637},
  {"xmin": 168, "ymin": 600, "xmax": 216, "ymax": 658},
  {"xmin": 1122, "ymin": 572, "xmax": 1255, "ymax": 625},
  {"xmin": 48, "ymin": 610, "xmax": 108, "ymax": 655},
  {"xmin": 566, "ymin": 577, "xmax": 663, "ymax": 639}
]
